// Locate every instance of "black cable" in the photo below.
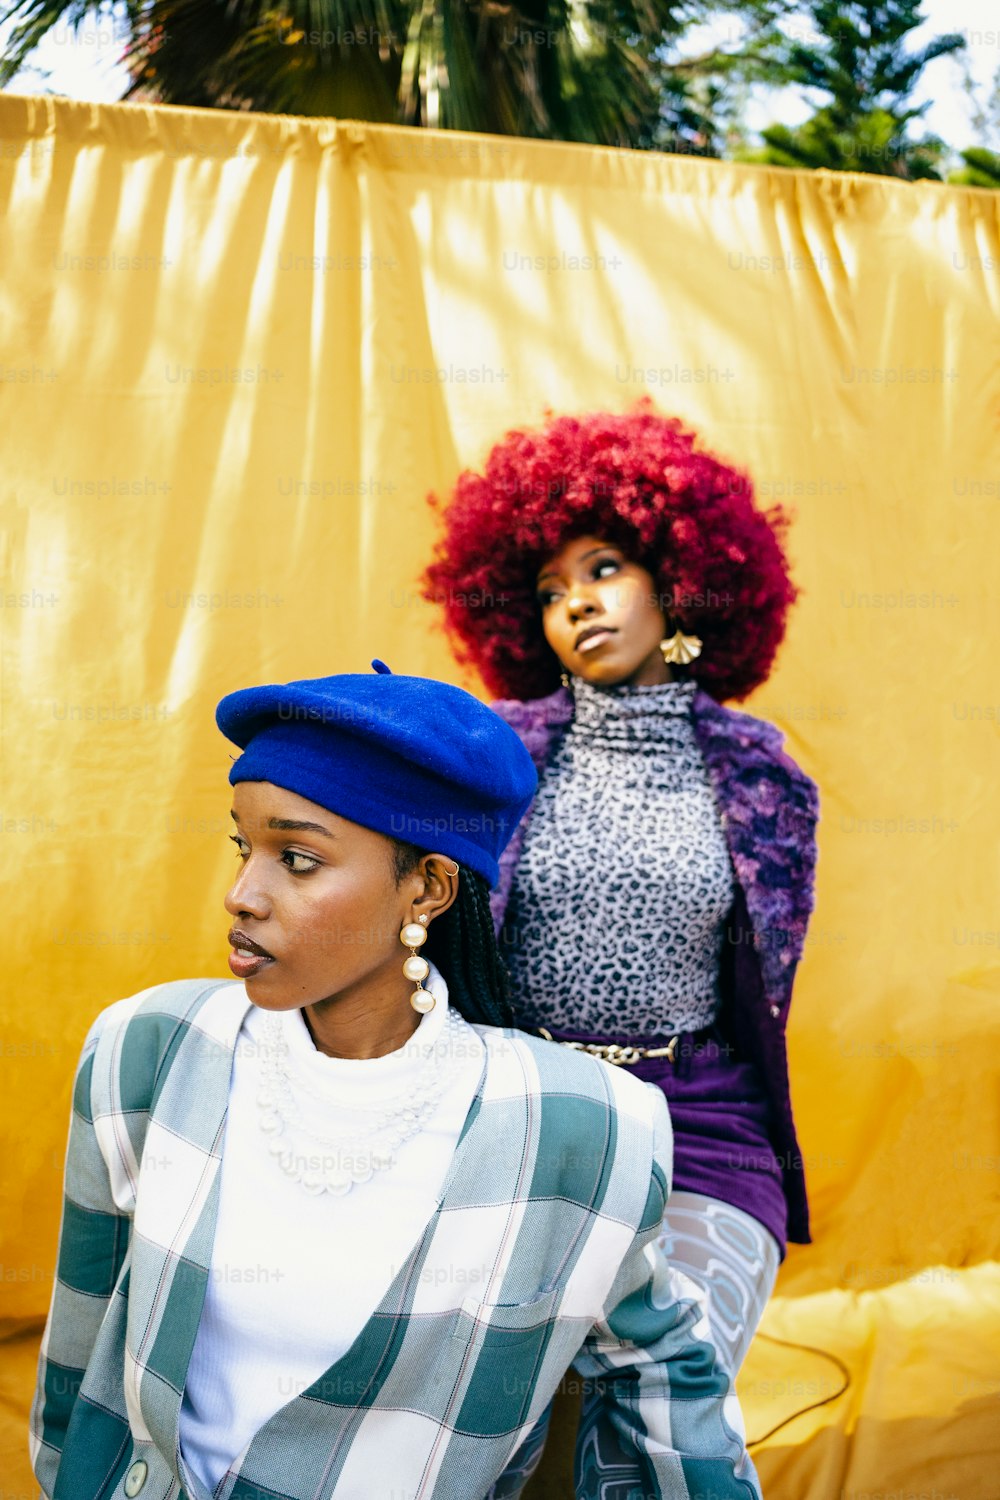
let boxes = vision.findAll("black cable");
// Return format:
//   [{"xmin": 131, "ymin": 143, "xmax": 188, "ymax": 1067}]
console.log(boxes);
[{"xmin": 744, "ymin": 1331, "xmax": 851, "ymax": 1446}]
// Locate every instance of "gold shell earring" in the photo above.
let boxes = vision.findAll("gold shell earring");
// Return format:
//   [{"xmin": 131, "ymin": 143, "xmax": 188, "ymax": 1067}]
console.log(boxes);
[{"xmin": 660, "ymin": 626, "xmax": 703, "ymax": 666}]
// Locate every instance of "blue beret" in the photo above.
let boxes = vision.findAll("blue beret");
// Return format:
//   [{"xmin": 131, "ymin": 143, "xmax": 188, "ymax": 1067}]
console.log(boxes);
[{"xmin": 215, "ymin": 660, "xmax": 538, "ymax": 887}]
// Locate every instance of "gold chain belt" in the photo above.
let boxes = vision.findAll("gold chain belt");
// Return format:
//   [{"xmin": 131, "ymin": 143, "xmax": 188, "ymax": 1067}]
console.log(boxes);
[{"xmin": 537, "ymin": 1027, "xmax": 678, "ymax": 1067}]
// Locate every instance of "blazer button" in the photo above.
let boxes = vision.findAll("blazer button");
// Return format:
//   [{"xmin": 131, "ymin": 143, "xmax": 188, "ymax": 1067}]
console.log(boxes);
[
  {"xmin": 770, "ymin": 1004, "xmax": 780, "ymax": 1017},
  {"xmin": 124, "ymin": 1460, "xmax": 148, "ymax": 1497}
]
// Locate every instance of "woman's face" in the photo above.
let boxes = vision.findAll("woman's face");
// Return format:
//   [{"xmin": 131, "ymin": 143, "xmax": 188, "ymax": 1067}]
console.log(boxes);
[
  {"xmin": 536, "ymin": 534, "xmax": 672, "ymax": 688},
  {"xmin": 224, "ymin": 781, "xmax": 453, "ymax": 1044}
]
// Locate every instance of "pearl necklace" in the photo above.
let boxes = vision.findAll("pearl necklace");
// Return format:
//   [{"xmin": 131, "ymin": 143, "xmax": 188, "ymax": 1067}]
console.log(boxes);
[{"xmin": 255, "ymin": 1007, "xmax": 466, "ymax": 1197}]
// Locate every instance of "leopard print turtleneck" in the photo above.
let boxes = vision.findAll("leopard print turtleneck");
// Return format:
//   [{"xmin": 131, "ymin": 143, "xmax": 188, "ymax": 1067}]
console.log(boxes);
[{"xmin": 499, "ymin": 674, "xmax": 735, "ymax": 1036}]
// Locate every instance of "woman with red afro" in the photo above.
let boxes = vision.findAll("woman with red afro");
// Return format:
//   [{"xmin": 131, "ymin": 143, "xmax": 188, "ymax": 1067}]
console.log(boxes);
[{"xmin": 421, "ymin": 403, "xmax": 820, "ymax": 1413}]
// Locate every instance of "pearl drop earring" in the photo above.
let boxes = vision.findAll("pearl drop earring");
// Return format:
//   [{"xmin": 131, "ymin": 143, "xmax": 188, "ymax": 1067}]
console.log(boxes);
[{"xmin": 400, "ymin": 913, "xmax": 434, "ymax": 1013}]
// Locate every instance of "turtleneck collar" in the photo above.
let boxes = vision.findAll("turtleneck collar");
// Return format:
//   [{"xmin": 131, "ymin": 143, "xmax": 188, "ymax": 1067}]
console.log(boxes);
[
  {"xmin": 279, "ymin": 959, "xmax": 453, "ymax": 1102},
  {"xmin": 566, "ymin": 674, "xmax": 698, "ymax": 745}
]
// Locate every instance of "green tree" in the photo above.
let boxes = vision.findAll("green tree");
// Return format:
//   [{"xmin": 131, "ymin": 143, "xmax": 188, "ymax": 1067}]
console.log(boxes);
[
  {"xmin": 0, "ymin": 0, "xmax": 784, "ymax": 145},
  {"xmin": 949, "ymin": 147, "xmax": 1000, "ymax": 188},
  {"xmin": 649, "ymin": 1, "xmax": 802, "ymax": 157},
  {"xmin": 741, "ymin": 1, "xmax": 964, "ymax": 179},
  {"xmin": 947, "ymin": 60, "xmax": 1000, "ymax": 188}
]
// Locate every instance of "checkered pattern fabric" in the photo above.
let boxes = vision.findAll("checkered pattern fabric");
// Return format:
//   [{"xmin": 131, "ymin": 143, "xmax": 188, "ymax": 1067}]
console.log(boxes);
[{"xmin": 30, "ymin": 979, "xmax": 761, "ymax": 1500}]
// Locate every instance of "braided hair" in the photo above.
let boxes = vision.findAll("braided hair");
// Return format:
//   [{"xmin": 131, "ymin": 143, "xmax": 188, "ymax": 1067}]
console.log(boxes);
[{"xmin": 390, "ymin": 840, "xmax": 514, "ymax": 1027}]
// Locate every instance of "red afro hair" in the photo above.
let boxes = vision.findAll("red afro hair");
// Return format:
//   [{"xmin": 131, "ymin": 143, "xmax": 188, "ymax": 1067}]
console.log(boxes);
[{"xmin": 421, "ymin": 401, "xmax": 799, "ymax": 704}]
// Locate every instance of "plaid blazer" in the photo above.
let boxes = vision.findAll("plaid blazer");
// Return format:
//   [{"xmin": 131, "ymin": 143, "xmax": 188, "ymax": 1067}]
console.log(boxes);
[{"xmin": 31, "ymin": 978, "xmax": 761, "ymax": 1500}]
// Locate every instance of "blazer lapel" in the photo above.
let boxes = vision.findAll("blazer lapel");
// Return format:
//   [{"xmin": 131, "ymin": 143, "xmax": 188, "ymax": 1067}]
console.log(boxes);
[{"xmin": 124, "ymin": 982, "xmax": 252, "ymax": 1471}]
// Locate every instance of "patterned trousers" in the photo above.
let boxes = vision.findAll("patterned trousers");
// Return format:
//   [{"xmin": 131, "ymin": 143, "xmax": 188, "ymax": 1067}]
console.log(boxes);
[
  {"xmin": 495, "ymin": 1191, "xmax": 779, "ymax": 1497},
  {"xmin": 655, "ymin": 1190, "xmax": 780, "ymax": 1374}
]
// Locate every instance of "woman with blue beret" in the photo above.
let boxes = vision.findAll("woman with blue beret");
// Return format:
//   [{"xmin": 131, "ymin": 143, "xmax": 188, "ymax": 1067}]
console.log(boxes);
[
  {"xmin": 30, "ymin": 660, "xmax": 761, "ymax": 1500},
  {"xmin": 422, "ymin": 404, "xmax": 821, "ymax": 1396}
]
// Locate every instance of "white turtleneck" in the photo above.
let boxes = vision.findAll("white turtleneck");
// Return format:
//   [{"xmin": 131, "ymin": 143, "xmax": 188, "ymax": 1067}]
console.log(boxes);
[{"xmin": 178, "ymin": 962, "xmax": 484, "ymax": 1498}]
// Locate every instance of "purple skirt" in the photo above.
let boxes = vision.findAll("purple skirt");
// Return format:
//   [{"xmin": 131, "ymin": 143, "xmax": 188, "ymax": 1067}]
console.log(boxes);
[{"xmin": 541, "ymin": 1024, "xmax": 788, "ymax": 1258}]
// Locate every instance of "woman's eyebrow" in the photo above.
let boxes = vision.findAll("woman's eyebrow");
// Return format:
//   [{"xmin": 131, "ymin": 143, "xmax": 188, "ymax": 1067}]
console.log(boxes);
[
  {"xmin": 537, "ymin": 546, "xmax": 616, "ymax": 584},
  {"xmin": 268, "ymin": 818, "xmax": 337, "ymax": 838},
  {"xmin": 229, "ymin": 810, "xmax": 337, "ymax": 838}
]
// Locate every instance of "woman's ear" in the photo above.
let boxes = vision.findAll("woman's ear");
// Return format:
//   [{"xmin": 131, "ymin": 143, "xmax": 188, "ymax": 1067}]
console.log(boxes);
[{"xmin": 409, "ymin": 854, "xmax": 461, "ymax": 925}]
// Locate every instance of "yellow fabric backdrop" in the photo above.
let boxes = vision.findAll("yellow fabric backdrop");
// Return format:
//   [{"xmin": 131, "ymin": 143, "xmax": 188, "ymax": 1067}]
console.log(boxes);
[{"xmin": 1, "ymin": 91, "xmax": 998, "ymax": 1499}]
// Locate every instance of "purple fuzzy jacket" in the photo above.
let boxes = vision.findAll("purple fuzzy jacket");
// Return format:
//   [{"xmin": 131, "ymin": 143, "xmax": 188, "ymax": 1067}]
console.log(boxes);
[{"xmin": 489, "ymin": 685, "xmax": 820, "ymax": 1244}]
